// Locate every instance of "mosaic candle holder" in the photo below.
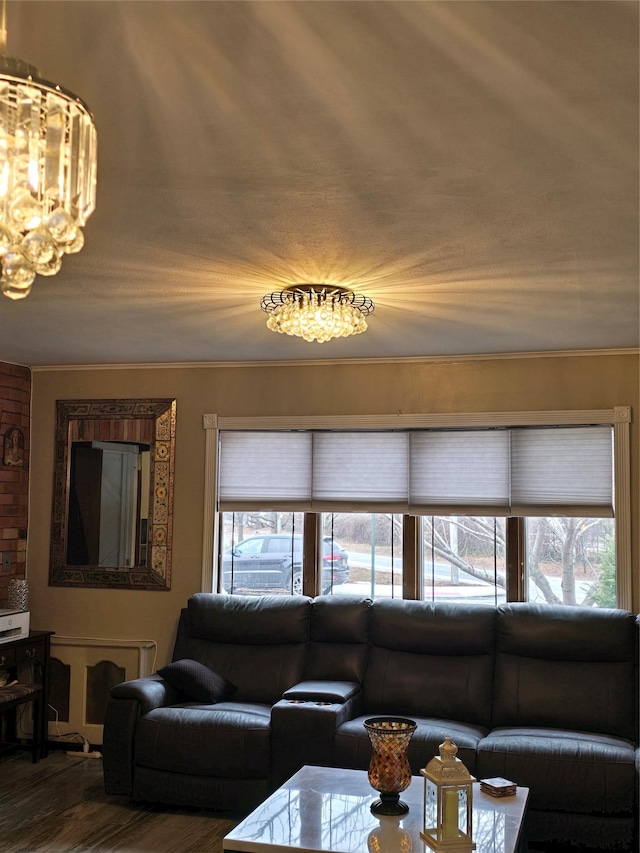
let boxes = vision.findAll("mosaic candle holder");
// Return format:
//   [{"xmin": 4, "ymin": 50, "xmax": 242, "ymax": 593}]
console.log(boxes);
[{"xmin": 364, "ymin": 716, "xmax": 417, "ymax": 816}]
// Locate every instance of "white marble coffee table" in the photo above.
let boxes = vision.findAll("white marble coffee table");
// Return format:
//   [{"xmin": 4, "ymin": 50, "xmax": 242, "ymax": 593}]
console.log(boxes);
[{"xmin": 223, "ymin": 765, "xmax": 529, "ymax": 853}]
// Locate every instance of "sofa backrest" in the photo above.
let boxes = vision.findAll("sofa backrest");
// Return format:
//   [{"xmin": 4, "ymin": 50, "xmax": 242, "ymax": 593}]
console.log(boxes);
[
  {"xmin": 173, "ymin": 593, "xmax": 311, "ymax": 705},
  {"xmin": 492, "ymin": 603, "xmax": 638, "ymax": 741},
  {"xmin": 306, "ymin": 595, "xmax": 371, "ymax": 683},
  {"xmin": 364, "ymin": 599, "xmax": 497, "ymax": 728}
]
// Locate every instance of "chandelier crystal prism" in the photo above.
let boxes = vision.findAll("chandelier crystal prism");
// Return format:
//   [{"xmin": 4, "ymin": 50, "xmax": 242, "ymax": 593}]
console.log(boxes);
[
  {"xmin": 0, "ymin": 5, "xmax": 97, "ymax": 300},
  {"xmin": 260, "ymin": 284, "xmax": 375, "ymax": 343}
]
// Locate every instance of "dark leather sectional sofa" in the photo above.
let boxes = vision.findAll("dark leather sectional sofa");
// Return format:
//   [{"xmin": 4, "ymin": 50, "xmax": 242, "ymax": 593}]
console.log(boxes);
[{"xmin": 103, "ymin": 593, "xmax": 639, "ymax": 851}]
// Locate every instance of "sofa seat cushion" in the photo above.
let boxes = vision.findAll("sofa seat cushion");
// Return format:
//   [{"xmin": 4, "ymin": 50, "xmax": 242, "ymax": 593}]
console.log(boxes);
[
  {"xmin": 135, "ymin": 702, "xmax": 272, "ymax": 779},
  {"xmin": 334, "ymin": 714, "xmax": 487, "ymax": 775},
  {"xmin": 477, "ymin": 727, "xmax": 637, "ymax": 814}
]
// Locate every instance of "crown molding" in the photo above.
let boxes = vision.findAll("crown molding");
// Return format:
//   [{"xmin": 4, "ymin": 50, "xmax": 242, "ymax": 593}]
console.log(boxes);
[{"xmin": 30, "ymin": 347, "xmax": 640, "ymax": 372}]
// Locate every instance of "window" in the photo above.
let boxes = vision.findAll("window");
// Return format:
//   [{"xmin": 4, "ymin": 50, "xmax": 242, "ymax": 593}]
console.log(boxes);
[
  {"xmin": 323, "ymin": 512, "xmax": 403, "ymax": 598},
  {"xmin": 418, "ymin": 514, "xmax": 616, "ymax": 607},
  {"xmin": 235, "ymin": 537, "xmax": 264, "ymax": 556},
  {"xmin": 219, "ymin": 510, "xmax": 616, "ymax": 606},
  {"xmin": 421, "ymin": 516, "xmax": 507, "ymax": 606},
  {"xmin": 204, "ymin": 408, "xmax": 631, "ymax": 608},
  {"xmin": 220, "ymin": 511, "xmax": 303, "ymax": 595},
  {"xmin": 525, "ymin": 516, "xmax": 616, "ymax": 607}
]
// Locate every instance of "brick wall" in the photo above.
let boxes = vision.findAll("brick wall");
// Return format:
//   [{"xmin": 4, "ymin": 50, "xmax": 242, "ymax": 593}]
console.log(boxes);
[{"xmin": 0, "ymin": 363, "xmax": 30, "ymax": 608}]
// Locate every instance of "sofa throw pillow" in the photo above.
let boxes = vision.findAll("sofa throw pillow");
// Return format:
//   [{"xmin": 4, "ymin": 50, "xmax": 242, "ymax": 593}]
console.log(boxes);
[{"xmin": 157, "ymin": 659, "xmax": 237, "ymax": 704}]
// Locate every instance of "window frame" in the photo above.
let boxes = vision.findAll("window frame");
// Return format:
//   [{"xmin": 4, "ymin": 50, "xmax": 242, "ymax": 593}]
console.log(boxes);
[{"xmin": 202, "ymin": 408, "xmax": 632, "ymax": 609}]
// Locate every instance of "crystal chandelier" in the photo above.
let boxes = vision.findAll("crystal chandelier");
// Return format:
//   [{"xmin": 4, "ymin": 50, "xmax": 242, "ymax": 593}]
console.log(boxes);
[
  {"xmin": 260, "ymin": 284, "xmax": 375, "ymax": 343},
  {"xmin": 0, "ymin": 3, "xmax": 97, "ymax": 300}
]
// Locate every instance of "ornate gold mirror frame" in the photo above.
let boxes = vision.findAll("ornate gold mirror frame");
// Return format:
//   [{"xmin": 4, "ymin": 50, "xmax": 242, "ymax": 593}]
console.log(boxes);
[{"xmin": 49, "ymin": 398, "xmax": 176, "ymax": 590}]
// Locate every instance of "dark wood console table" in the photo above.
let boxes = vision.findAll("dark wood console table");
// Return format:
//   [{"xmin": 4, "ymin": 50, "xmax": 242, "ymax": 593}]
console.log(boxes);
[{"xmin": 0, "ymin": 630, "xmax": 53, "ymax": 763}]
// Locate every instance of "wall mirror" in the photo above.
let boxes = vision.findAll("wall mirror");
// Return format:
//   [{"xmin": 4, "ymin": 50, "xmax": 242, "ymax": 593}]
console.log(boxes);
[{"xmin": 49, "ymin": 399, "xmax": 176, "ymax": 590}]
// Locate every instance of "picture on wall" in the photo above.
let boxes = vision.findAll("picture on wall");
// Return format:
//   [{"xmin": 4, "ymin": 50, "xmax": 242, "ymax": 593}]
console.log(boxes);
[{"xmin": 4, "ymin": 427, "xmax": 24, "ymax": 467}]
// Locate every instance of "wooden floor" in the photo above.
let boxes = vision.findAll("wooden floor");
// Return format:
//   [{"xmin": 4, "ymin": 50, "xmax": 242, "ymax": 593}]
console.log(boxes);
[
  {"xmin": 0, "ymin": 749, "xmax": 597, "ymax": 853},
  {"xmin": 0, "ymin": 750, "xmax": 240, "ymax": 852}
]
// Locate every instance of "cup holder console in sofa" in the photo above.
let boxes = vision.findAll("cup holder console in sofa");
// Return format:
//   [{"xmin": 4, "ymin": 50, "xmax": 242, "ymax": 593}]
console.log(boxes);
[{"xmin": 103, "ymin": 593, "xmax": 639, "ymax": 852}]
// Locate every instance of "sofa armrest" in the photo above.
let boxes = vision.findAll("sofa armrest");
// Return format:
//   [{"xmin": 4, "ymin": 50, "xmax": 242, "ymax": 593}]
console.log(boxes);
[
  {"xmin": 109, "ymin": 674, "xmax": 179, "ymax": 714},
  {"xmin": 282, "ymin": 680, "xmax": 360, "ymax": 704},
  {"xmin": 271, "ymin": 691, "xmax": 363, "ymax": 786},
  {"xmin": 103, "ymin": 675, "xmax": 179, "ymax": 796}
]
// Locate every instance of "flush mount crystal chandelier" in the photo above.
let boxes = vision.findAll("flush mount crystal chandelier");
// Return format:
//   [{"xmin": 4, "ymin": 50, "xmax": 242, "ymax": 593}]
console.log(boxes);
[
  {"xmin": 0, "ymin": 3, "xmax": 97, "ymax": 300},
  {"xmin": 260, "ymin": 284, "xmax": 375, "ymax": 343}
]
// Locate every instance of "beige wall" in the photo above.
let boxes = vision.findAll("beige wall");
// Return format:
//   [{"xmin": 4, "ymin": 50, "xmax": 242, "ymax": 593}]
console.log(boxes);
[{"xmin": 28, "ymin": 352, "xmax": 639, "ymax": 668}]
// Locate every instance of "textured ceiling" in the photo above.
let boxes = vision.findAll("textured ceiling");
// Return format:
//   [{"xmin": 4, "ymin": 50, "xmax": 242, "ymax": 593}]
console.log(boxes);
[{"xmin": 0, "ymin": 0, "xmax": 637, "ymax": 366}]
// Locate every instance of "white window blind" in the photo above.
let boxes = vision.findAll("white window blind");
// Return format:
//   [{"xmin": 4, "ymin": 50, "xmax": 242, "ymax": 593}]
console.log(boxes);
[
  {"xmin": 511, "ymin": 426, "xmax": 613, "ymax": 517},
  {"xmin": 218, "ymin": 431, "xmax": 311, "ymax": 509},
  {"xmin": 218, "ymin": 425, "xmax": 614, "ymax": 517},
  {"xmin": 312, "ymin": 432, "xmax": 408, "ymax": 510},
  {"xmin": 409, "ymin": 430, "xmax": 511, "ymax": 514}
]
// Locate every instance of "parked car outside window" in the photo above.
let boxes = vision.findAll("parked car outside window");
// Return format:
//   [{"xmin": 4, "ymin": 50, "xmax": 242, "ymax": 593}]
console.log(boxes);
[{"xmin": 222, "ymin": 533, "xmax": 349, "ymax": 595}]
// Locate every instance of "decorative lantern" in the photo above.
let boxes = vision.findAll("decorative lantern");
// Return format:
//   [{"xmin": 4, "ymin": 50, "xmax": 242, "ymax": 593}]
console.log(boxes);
[{"xmin": 420, "ymin": 737, "xmax": 476, "ymax": 852}]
